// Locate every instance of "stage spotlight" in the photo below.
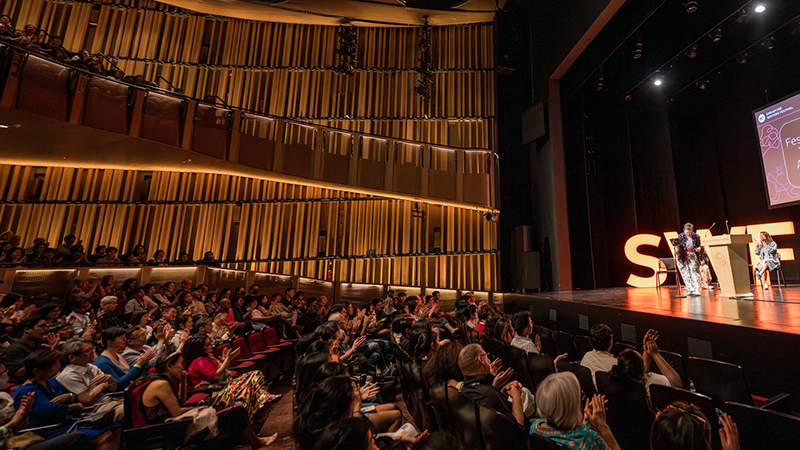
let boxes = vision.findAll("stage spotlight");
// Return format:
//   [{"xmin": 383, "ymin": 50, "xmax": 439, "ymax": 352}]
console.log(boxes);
[
  {"xmin": 686, "ymin": 44, "xmax": 698, "ymax": 59},
  {"xmin": 754, "ymin": 4, "xmax": 766, "ymax": 13},
  {"xmin": 683, "ymin": 1, "xmax": 698, "ymax": 13},
  {"xmin": 653, "ymin": 76, "xmax": 663, "ymax": 86},
  {"xmin": 710, "ymin": 27, "xmax": 722, "ymax": 42},
  {"xmin": 696, "ymin": 80, "xmax": 709, "ymax": 90},
  {"xmin": 633, "ymin": 42, "xmax": 643, "ymax": 59}
]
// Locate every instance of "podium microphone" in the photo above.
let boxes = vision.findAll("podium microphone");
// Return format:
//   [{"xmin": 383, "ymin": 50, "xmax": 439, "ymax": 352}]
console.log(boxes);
[
  {"xmin": 725, "ymin": 220, "xmax": 730, "ymax": 235},
  {"xmin": 708, "ymin": 222, "xmax": 715, "ymax": 232}
]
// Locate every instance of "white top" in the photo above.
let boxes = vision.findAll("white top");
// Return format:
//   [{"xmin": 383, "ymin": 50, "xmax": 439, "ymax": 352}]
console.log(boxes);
[
  {"xmin": 510, "ymin": 335, "xmax": 539, "ymax": 354},
  {"xmin": 580, "ymin": 350, "xmax": 618, "ymax": 387},
  {"xmin": 56, "ymin": 363, "xmax": 105, "ymax": 395}
]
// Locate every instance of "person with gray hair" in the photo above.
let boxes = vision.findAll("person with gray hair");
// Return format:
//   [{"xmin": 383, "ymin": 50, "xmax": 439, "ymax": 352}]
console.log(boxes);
[
  {"xmin": 528, "ymin": 372, "xmax": 621, "ymax": 450},
  {"xmin": 56, "ymin": 339, "xmax": 124, "ymax": 420},
  {"xmin": 458, "ymin": 343, "xmax": 523, "ymax": 426}
]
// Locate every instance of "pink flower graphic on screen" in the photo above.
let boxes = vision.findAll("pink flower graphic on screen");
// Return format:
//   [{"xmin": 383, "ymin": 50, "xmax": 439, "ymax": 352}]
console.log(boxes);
[
  {"xmin": 760, "ymin": 125, "xmax": 780, "ymax": 154},
  {"xmin": 767, "ymin": 165, "xmax": 800, "ymax": 202}
]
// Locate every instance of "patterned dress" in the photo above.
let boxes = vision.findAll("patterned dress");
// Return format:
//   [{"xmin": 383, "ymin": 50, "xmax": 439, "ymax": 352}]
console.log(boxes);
[
  {"xmin": 676, "ymin": 232, "xmax": 702, "ymax": 293},
  {"xmin": 188, "ymin": 356, "xmax": 276, "ymax": 419},
  {"xmin": 529, "ymin": 419, "xmax": 606, "ymax": 450},
  {"xmin": 756, "ymin": 241, "xmax": 780, "ymax": 271}
]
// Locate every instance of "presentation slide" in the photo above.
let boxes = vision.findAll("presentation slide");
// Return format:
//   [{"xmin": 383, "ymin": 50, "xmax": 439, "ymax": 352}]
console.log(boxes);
[{"xmin": 754, "ymin": 91, "xmax": 800, "ymax": 208}]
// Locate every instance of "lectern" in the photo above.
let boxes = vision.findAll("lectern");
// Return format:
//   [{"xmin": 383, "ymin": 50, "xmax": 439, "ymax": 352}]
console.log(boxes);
[{"xmin": 703, "ymin": 234, "xmax": 753, "ymax": 297}]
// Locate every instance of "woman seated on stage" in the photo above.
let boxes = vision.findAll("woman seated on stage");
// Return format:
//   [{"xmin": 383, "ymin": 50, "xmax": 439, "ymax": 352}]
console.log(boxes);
[
  {"xmin": 529, "ymin": 372, "xmax": 621, "ymax": 450},
  {"xmin": 141, "ymin": 352, "xmax": 276, "ymax": 449},
  {"xmin": 673, "ymin": 222, "xmax": 703, "ymax": 296},
  {"xmin": 755, "ymin": 231, "xmax": 780, "ymax": 289},
  {"xmin": 182, "ymin": 335, "xmax": 279, "ymax": 429}
]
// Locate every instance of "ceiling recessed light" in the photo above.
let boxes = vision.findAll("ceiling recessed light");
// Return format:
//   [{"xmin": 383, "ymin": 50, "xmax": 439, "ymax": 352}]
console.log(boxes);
[{"xmin": 754, "ymin": 4, "xmax": 766, "ymax": 13}]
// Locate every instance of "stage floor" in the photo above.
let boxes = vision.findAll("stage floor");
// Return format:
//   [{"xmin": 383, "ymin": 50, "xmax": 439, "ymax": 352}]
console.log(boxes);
[{"xmin": 520, "ymin": 284, "xmax": 800, "ymax": 335}]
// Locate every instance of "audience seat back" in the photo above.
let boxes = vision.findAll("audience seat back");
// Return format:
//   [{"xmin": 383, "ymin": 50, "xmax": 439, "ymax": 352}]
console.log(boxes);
[
  {"xmin": 551, "ymin": 330, "xmax": 577, "ymax": 361},
  {"xmin": 555, "ymin": 360, "xmax": 596, "ymax": 399},
  {"xmin": 446, "ymin": 386, "xmax": 485, "ymax": 450},
  {"xmin": 686, "ymin": 357, "xmax": 754, "ymax": 406},
  {"xmin": 572, "ymin": 335, "xmax": 593, "ymax": 359},
  {"xmin": 125, "ymin": 378, "xmax": 150, "ymax": 429},
  {"xmin": 525, "ymin": 352, "xmax": 556, "ymax": 388},
  {"xmin": 595, "ymin": 371, "xmax": 653, "ymax": 450},
  {"xmin": 611, "ymin": 341, "xmax": 635, "ymax": 357},
  {"xmin": 478, "ymin": 405, "xmax": 526, "ymax": 450},
  {"xmin": 429, "ymin": 386, "xmax": 456, "ymax": 437},
  {"xmin": 262, "ymin": 328, "xmax": 294, "ymax": 373},
  {"xmin": 504, "ymin": 344, "xmax": 537, "ymax": 393},
  {"xmin": 534, "ymin": 326, "xmax": 557, "ymax": 358},
  {"xmin": 527, "ymin": 433, "xmax": 573, "ymax": 450},
  {"xmin": 723, "ymin": 401, "xmax": 800, "ymax": 450},
  {"xmin": 487, "ymin": 338, "xmax": 508, "ymax": 371},
  {"xmin": 650, "ymin": 350, "xmax": 690, "ymax": 389}
]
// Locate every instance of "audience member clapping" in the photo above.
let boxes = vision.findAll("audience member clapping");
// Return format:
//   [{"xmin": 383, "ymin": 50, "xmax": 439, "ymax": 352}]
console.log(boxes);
[
  {"xmin": 529, "ymin": 372, "xmax": 621, "ymax": 450},
  {"xmin": 650, "ymin": 401, "xmax": 740, "ymax": 450}
]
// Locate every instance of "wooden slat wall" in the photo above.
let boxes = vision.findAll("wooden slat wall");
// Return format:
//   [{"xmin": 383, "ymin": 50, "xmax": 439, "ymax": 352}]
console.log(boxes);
[
  {"xmin": 0, "ymin": 0, "xmax": 494, "ymax": 149},
  {"xmin": 0, "ymin": 165, "xmax": 498, "ymax": 291}
]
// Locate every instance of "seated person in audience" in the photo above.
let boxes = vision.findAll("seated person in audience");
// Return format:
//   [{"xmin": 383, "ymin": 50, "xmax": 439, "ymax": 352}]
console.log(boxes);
[
  {"xmin": 392, "ymin": 317, "xmax": 414, "ymax": 349},
  {"xmin": 0, "ymin": 23, "xmax": 13, "ymax": 39},
  {"xmin": 610, "ymin": 346, "xmax": 681, "ymax": 402},
  {"xmin": 122, "ymin": 325, "xmax": 170, "ymax": 371},
  {"xmin": 642, "ymin": 329, "xmax": 683, "ymax": 389},
  {"xmin": 153, "ymin": 281, "xmax": 178, "ymax": 307},
  {"xmin": 56, "ymin": 235, "xmax": 78, "ymax": 258},
  {"xmin": 210, "ymin": 311, "xmax": 232, "ymax": 341},
  {"xmin": 87, "ymin": 245, "xmax": 105, "ymax": 263},
  {"xmin": 581, "ymin": 323, "xmax": 617, "ymax": 387},
  {"xmin": 67, "ymin": 298, "xmax": 92, "ymax": 335},
  {"xmin": 529, "ymin": 372, "xmax": 621, "ymax": 450},
  {"xmin": 0, "ymin": 390, "xmax": 92, "ymax": 449},
  {"xmin": 69, "ymin": 277, "xmax": 100, "ymax": 303},
  {"xmin": 182, "ymin": 335, "xmax": 279, "ymax": 427},
  {"xmin": 149, "ymin": 249, "xmax": 168, "ymax": 265},
  {"xmin": 491, "ymin": 317, "xmax": 514, "ymax": 345},
  {"xmin": 55, "ymin": 339, "xmax": 122, "ymax": 418},
  {"xmin": 172, "ymin": 314, "xmax": 193, "ymax": 345},
  {"xmin": 271, "ymin": 293, "xmax": 299, "ymax": 326},
  {"xmin": 30, "ymin": 247, "xmax": 58, "ymax": 266},
  {"xmin": 1, "ymin": 316, "xmax": 58, "ymax": 383},
  {"xmin": 422, "ymin": 340, "xmax": 464, "ymax": 389},
  {"xmin": 25, "ymin": 241, "xmax": 47, "ymax": 263},
  {"xmin": 96, "ymin": 246, "xmax": 120, "ymax": 264},
  {"xmin": 650, "ymin": 401, "xmax": 740, "ymax": 450},
  {"xmin": 293, "ymin": 375, "xmax": 365, "ymax": 450},
  {"xmin": 93, "ymin": 327, "xmax": 157, "ymax": 390},
  {"xmin": 142, "ymin": 352, "xmax": 277, "ymax": 448},
  {"xmin": 458, "ymin": 343, "xmax": 524, "ymax": 426},
  {"xmin": 0, "ymin": 292, "xmax": 35, "ymax": 329},
  {"xmin": 124, "ymin": 286, "xmax": 160, "ymax": 315},
  {"xmin": 159, "ymin": 305, "xmax": 180, "ymax": 328},
  {"xmin": 249, "ymin": 296, "xmax": 294, "ymax": 339},
  {"xmin": 510, "ymin": 311, "xmax": 541, "ymax": 354},
  {"xmin": 13, "ymin": 350, "xmax": 121, "ymax": 449},
  {"xmin": 193, "ymin": 316, "xmax": 214, "ymax": 337},
  {"xmin": 313, "ymin": 417, "xmax": 380, "ymax": 450},
  {"xmin": 3, "ymin": 247, "xmax": 25, "ymax": 266},
  {"xmin": 97, "ymin": 296, "xmax": 127, "ymax": 329}
]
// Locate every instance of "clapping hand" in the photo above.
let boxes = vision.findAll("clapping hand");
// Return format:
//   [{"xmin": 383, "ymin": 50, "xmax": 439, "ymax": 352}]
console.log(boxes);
[
  {"xmin": 136, "ymin": 348, "xmax": 158, "ymax": 366},
  {"xmin": 489, "ymin": 357, "xmax": 503, "ymax": 376},
  {"xmin": 43, "ymin": 332, "xmax": 60, "ymax": 349},
  {"xmin": 359, "ymin": 381, "xmax": 380, "ymax": 400},
  {"xmin": 492, "ymin": 367, "xmax": 514, "ymax": 388}
]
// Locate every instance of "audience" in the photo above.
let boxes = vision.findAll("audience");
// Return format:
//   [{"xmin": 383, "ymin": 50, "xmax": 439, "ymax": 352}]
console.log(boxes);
[
  {"xmin": 581, "ymin": 323, "xmax": 617, "ymax": 387},
  {"xmin": 650, "ymin": 401, "xmax": 740, "ymax": 450},
  {"xmin": 458, "ymin": 343, "xmax": 524, "ymax": 426}
]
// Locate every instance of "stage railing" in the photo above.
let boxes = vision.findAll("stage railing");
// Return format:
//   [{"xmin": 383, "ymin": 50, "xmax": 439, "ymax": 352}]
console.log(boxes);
[{"xmin": 0, "ymin": 42, "xmax": 498, "ymax": 209}]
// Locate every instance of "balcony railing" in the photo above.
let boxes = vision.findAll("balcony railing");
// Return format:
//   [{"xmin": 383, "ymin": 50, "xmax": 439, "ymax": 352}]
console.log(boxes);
[{"xmin": 0, "ymin": 42, "xmax": 498, "ymax": 209}]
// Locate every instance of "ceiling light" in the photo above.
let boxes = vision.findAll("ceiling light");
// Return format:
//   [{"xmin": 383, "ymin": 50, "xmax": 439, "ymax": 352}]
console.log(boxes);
[
  {"xmin": 686, "ymin": 44, "xmax": 698, "ymax": 59},
  {"xmin": 633, "ymin": 42, "xmax": 643, "ymax": 59},
  {"xmin": 754, "ymin": 4, "xmax": 766, "ymax": 13},
  {"xmin": 684, "ymin": 1, "xmax": 698, "ymax": 13},
  {"xmin": 696, "ymin": 80, "xmax": 709, "ymax": 90},
  {"xmin": 710, "ymin": 28, "xmax": 722, "ymax": 42},
  {"xmin": 653, "ymin": 74, "xmax": 664, "ymax": 86}
]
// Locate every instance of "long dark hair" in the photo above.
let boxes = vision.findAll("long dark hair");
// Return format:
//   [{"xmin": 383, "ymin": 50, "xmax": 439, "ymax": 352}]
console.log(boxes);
[
  {"xmin": 293, "ymin": 376, "xmax": 355, "ymax": 450},
  {"xmin": 313, "ymin": 417, "xmax": 374, "ymax": 450},
  {"xmin": 295, "ymin": 352, "xmax": 332, "ymax": 404},
  {"xmin": 611, "ymin": 349, "xmax": 645, "ymax": 381},
  {"xmin": 422, "ymin": 341, "xmax": 464, "ymax": 386},
  {"xmin": 183, "ymin": 335, "xmax": 211, "ymax": 365}
]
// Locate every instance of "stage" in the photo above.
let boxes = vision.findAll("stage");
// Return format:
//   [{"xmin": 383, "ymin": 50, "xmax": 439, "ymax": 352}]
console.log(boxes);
[
  {"xmin": 503, "ymin": 285, "xmax": 800, "ymax": 410},
  {"xmin": 509, "ymin": 284, "xmax": 800, "ymax": 335}
]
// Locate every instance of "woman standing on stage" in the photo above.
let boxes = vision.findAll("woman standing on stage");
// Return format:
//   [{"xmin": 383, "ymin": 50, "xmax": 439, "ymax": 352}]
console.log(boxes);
[
  {"xmin": 755, "ymin": 231, "xmax": 780, "ymax": 289},
  {"xmin": 674, "ymin": 223, "xmax": 702, "ymax": 296}
]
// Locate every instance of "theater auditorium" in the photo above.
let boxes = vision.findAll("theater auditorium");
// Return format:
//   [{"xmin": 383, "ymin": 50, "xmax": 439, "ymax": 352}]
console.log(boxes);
[{"xmin": 0, "ymin": 0, "xmax": 799, "ymax": 449}]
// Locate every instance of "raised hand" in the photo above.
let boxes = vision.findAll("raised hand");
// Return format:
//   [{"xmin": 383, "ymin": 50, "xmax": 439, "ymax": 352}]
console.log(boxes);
[
  {"xmin": 719, "ymin": 413, "xmax": 740, "ymax": 450},
  {"xmin": 352, "ymin": 335, "xmax": 367, "ymax": 351},
  {"xmin": 359, "ymin": 381, "xmax": 380, "ymax": 400},
  {"xmin": 492, "ymin": 367, "xmax": 513, "ymax": 388},
  {"xmin": 136, "ymin": 348, "xmax": 158, "ymax": 366},
  {"xmin": 534, "ymin": 333, "xmax": 542, "ymax": 352},
  {"xmin": 44, "ymin": 332, "xmax": 60, "ymax": 349},
  {"xmin": 489, "ymin": 357, "xmax": 503, "ymax": 376}
]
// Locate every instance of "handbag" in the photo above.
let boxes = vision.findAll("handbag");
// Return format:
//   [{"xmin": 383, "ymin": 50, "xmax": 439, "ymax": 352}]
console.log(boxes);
[{"xmin": 67, "ymin": 406, "xmax": 117, "ymax": 433}]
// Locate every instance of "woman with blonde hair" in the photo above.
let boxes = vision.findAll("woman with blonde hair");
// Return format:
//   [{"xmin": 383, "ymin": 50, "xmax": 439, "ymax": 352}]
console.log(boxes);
[{"xmin": 529, "ymin": 372, "xmax": 621, "ymax": 450}]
